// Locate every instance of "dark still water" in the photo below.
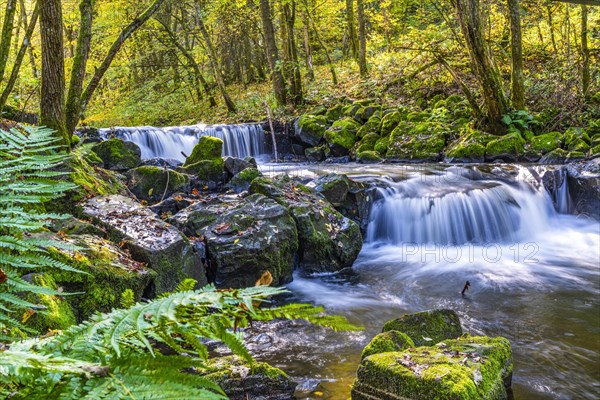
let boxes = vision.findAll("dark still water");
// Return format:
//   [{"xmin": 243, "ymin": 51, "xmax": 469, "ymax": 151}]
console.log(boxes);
[{"xmin": 255, "ymin": 163, "xmax": 600, "ymax": 400}]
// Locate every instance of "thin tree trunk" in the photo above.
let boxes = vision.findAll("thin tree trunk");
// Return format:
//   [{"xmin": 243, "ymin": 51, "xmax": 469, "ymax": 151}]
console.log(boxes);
[
  {"xmin": 547, "ymin": 5, "xmax": 558, "ymax": 53},
  {"xmin": 39, "ymin": 0, "xmax": 68, "ymax": 145},
  {"xmin": 65, "ymin": 0, "xmax": 94, "ymax": 135},
  {"xmin": 345, "ymin": 0, "xmax": 358, "ymax": 59},
  {"xmin": 451, "ymin": 0, "xmax": 508, "ymax": 128},
  {"xmin": 435, "ymin": 54, "xmax": 483, "ymax": 120},
  {"xmin": 302, "ymin": 0, "xmax": 337, "ymax": 85},
  {"xmin": 196, "ymin": 16, "xmax": 237, "ymax": 113},
  {"xmin": 0, "ymin": 0, "xmax": 18, "ymax": 82},
  {"xmin": 507, "ymin": 0, "xmax": 524, "ymax": 109},
  {"xmin": 79, "ymin": 0, "xmax": 165, "ymax": 120},
  {"xmin": 259, "ymin": 0, "xmax": 287, "ymax": 106},
  {"xmin": 20, "ymin": 0, "xmax": 37, "ymax": 79},
  {"xmin": 302, "ymin": 10, "xmax": 314, "ymax": 81},
  {"xmin": 283, "ymin": 2, "xmax": 302, "ymax": 104},
  {"xmin": 357, "ymin": 0, "xmax": 368, "ymax": 78},
  {"xmin": 581, "ymin": 4, "xmax": 590, "ymax": 100},
  {"xmin": 0, "ymin": 3, "xmax": 38, "ymax": 110},
  {"xmin": 156, "ymin": 18, "xmax": 216, "ymax": 107}
]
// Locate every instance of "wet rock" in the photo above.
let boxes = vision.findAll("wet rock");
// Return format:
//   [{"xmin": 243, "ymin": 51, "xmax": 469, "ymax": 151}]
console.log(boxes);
[
  {"xmin": 125, "ymin": 166, "xmax": 191, "ymax": 203},
  {"xmin": 387, "ymin": 122, "xmax": 447, "ymax": 162},
  {"xmin": 141, "ymin": 158, "xmax": 182, "ymax": 168},
  {"xmin": 49, "ymin": 215, "xmax": 106, "ymax": 237},
  {"xmin": 91, "ymin": 138, "xmax": 142, "ymax": 171},
  {"xmin": 311, "ymin": 174, "xmax": 351, "ymax": 206},
  {"xmin": 566, "ymin": 158, "xmax": 600, "ymax": 219},
  {"xmin": 149, "ymin": 194, "xmax": 196, "ymax": 218},
  {"xmin": 382, "ymin": 309, "xmax": 463, "ymax": 346},
  {"xmin": 295, "ymin": 115, "xmax": 330, "ymax": 146},
  {"xmin": 485, "ymin": 132, "xmax": 525, "ymax": 162},
  {"xmin": 445, "ymin": 129, "xmax": 497, "ymax": 163},
  {"xmin": 361, "ymin": 331, "xmax": 415, "ymax": 360},
  {"xmin": 224, "ymin": 156, "xmax": 256, "ymax": 177},
  {"xmin": 324, "ymin": 118, "xmax": 361, "ymax": 156},
  {"xmin": 199, "ymin": 356, "xmax": 297, "ymax": 400},
  {"xmin": 172, "ymin": 194, "xmax": 298, "ymax": 288},
  {"xmin": 305, "ymin": 146, "xmax": 326, "ymax": 162},
  {"xmin": 183, "ymin": 136, "xmax": 226, "ymax": 182},
  {"xmin": 529, "ymin": 132, "xmax": 563, "ymax": 155},
  {"xmin": 76, "ymin": 127, "xmax": 102, "ymax": 144},
  {"xmin": 82, "ymin": 195, "xmax": 207, "ymax": 294},
  {"xmin": 226, "ymin": 167, "xmax": 262, "ymax": 194},
  {"xmin": 352, "ymin": 335, "xmax": 513, "ymax": 400},
  {"xmin": 357, "ymin": 151, "xmax": 384, "ymax": 164}
]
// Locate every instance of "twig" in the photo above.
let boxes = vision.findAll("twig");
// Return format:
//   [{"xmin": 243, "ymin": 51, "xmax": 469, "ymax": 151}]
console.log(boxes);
[{"xmin": 264, "ymin": 101, "xmax": 278, "ymax": 163}]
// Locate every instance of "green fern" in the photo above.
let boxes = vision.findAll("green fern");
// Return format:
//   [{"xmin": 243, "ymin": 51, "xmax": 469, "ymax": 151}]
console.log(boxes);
[{"xmin": 0, "ymin": 126, "xmax": 81, "ymax": 340}]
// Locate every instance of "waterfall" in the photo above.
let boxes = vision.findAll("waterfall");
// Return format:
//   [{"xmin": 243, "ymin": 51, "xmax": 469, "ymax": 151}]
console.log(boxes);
[
  {"xmin": 366, "ymin": 166, "xmax": 557, "ymax": 245},
  {"xmin": 553, "ymin": 167, "xmax": 572, "ymax": 214},
  {"xmin": 99, "ymin": 124, "xmax": 267, "ymax": 162}
]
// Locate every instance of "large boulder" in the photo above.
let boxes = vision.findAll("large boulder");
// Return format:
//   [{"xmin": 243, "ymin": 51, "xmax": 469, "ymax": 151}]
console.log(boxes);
[
  {"xmin": 199, "ymin": 356, "xmax": 296, "ymax": 400},
  {"xmin": 183, "ymin": 136, "xmax": 225, "ymax": 181},
  {"xmin": 226, "ymin": 167, "xmax": 262, "ymax": 194},
  {"xmin": 566, "ymin": 158, "xmax": 600, "ymax": 219},
  {"xmin": 383, "ymin": 309, "xmax": 463, "ymax": 346},
  {"xmin": 171, "ymin": 194, "xmax": 298, "ymax": 288},
  {"xmin": 530, "ymin": 131, "xmax": 563, "ymax": 155},
  {"xmin": 380, "ymin": 111, "xmax": 403, "ymax": 137},
  {"xmin": 250, "ymin": 176, "xmax": 362, "ymax": 274},
  {"xmin": 485, "ymin": 132, "xmax": 525, "ymax": 162},
  {"xmin": 295, "ymin": 114, "xmax": 330, "ymax": 146},
  {"xmin": 83, "ymin": 195, "xmax": 207, "ymax": 294},
  {"xmin": 311, "ymin": 173, "xmax": 351, "ymax": 206},
  {"xmin": 125, "ymin": 166, "xmax": 191, "ymax": 203},
  {"xmin": 352, "ymin": 335, "xmax": 513, "ymax": 400},
  {"xmin": 224, "ymin": 156, "xmax": 257, "ymax": 177},
  {"xmin": 387, "ymin": 122, "xmax": 447, "ymax": 162},
  {"xmin": 445, "ymin": 129, "xmax": 497, "ymax": 163},
  {"xmin": 361, "ymin": 331, "xmax": 415, "ymax": 360},
  {"xmin": 92, "ymin": 138, "xmax": 141, "ymax": 171},
  {"xmin": 324, "ymin": 118, "xmax": 362, "ymax": 156}
]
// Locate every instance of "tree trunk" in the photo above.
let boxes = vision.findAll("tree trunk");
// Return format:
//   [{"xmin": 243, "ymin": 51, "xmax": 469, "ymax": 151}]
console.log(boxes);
[
  {"xmin": 451, "ymin": 0, "xmax": 508, "ymax": 127},
  {"xmin": 259, "ymin": 0, "xmax": 287, "ymax": 106},
  {"xmin": 345, "ymin": 0, "xmax": 358, "ymax": 59},
  {"xmin": 302, "ymin": 0, "xmax": 337, "ymax": 85},
  {"xmin": 65, "ymin": 0, "xmax": 94, "ymax": 135},
  {"xmin": 302, "ymin": 10, "xmax": 314, "ymax": 81},
  {"xmin": 20, "ymin": 0, "xmax": 37, "ymax": 79},
  {"xmin": 283, "ymin": 2, "xmax": 302, "ymax": 104},
  {"xmin": 0, "ymin": 0, "xmax": 18, "ymax": 82},
  {"xmin": 357, "ymin": 0, "xmax": 368, "ymax": 78},
  {"xmin": 581, "ymin": 4, "xmax": 590, "ymax": 100},
  {"xmin": 196, "ymin": 15, "xmax": 237, "ymax": 113},
  {"xmin": 507, "ymin": 0, "xmax": 524, "ymax": 109},
  {"xmin": 39, "ymin": 0, "xmax": 68, "ymax": 145},
  {"xmin": 79, "ymin": 0, "xmax": 165, "ymax": 121},
  {"xmin": 0, "ymin": 2, "xmax": 38, "ymax": 111}
]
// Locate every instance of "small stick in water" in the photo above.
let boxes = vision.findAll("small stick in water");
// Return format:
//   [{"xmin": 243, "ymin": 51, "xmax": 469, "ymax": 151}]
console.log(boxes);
[{"xmin": 461, "ymin": 280, "xmax": 471, "ymax": 296}]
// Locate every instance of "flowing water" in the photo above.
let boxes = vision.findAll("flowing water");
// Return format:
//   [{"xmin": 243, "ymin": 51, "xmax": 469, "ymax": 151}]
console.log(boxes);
[
  {"xmin": 99, "ymin": 123, "xmax": 267, "ymax": 161},
  {"xmin": 256, "ymin": 163, "xmax": 600, "ymax": 400}
]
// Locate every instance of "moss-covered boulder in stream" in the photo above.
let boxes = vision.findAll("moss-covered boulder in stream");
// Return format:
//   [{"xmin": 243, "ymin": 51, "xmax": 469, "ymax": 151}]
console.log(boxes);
[
  {"xmin": 182, "ymin": 136, "xmax": 225, "ymax": 181},
  {"xmin": 91, "ymin": 138, "xmax": 141, "ymax": 171},
  {"xmin": 445, "ymin": 129, "xmax": 497, "ymax": 163},
  {"xmin": 485, "ymin": 132, "xmax": 525, "ymax": 162},
  {"xmin": 125, "ymin": 166, "xmax": 190, "ymax": 203},
  {"xmin": 324, "ymin": 118, "xmax": 362, "ymax": 156},
  {"xmin": 382, "ymin": 309, "xmax": 463, "ymax": 346},
  {"xmin": 357, "ymin": 151, "xmax": 383, "ymax": 163},
  {"xmin": 352, "ymin": 335, "xmax": 513, "ymax": 400},
  {"xmin": 387, "ymin": 122, "xmax": 447, "ymax": 162},
  {"xmin": 530, "ymin": 131, "xmax": 563, "ymax": 154},
  {"xmin": 361, "ymin": 331, "xmax": 415, "ymax": 360},
  {"xmin": 325, "ymin": 104, "xmax": 344, "ymax": 123},
  {"xmin": 198, "ymin": 356, "xmax": 296, "ymax": 400},
  {"xmin": 374, "ymin": 136, "xmax": 390, "ymax": 155},
  {"xmin": 357, "ymin": 133, "xmax": 380, "ymax": 153},
  {"xmin": 380, "ymin": 111, "xmax": 403, "ymax": 136},
  {"xmin": 226, "ymin": 167, "xmax": 261, "ymax": 193},
  {"xmin": 295, "ymin": 114, "xmax": 330, "ymax": 146}
]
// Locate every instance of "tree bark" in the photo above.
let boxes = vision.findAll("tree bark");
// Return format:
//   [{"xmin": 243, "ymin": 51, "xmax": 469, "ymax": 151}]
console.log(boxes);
[
  {"xmin": 79, "ymin": 0, "xmax": 165, "ymax": 120},
  {"xmin": 507, "ymin": 0, "xmax": 524, "ymax": 109},
  {"xmin": 357, "ymin": 0, "xmax": 368, "ymax": 78},
  {"xmin": 0, "ymin": 2, "xmax": 38, "ymax": 111},
  {"xmin": 0, "ymin": 0, "xmax": 18, "ymax": 82},
  {"xmin": 451, "ymin": 0, "xmax": 508, "ymax": 127},
  {"xmin": 282, "ymin": 2, "xmax": 302, "ymax": 104},
  {"xmin": 345, "ymin": 0, "xmax": 358, "ymax": 59},
  {"xmin": 302, "ymin": 10, "xmax": 314, "ymax": 81},
  {"xmin": 39, "ymin": 0, "xmax": 68, "ymax": 145},
  {"xmin": 581, "ymin": 5, "xmax": 590, "ymax": 100},
  {"xmin": 301, "ymin": 0, "xmax": 337, "ymax": 85},
  {"xmin": 259, "ymin": 0, "xmax": 287, "ymax": 106},
  {"xmin": 65, "ymin": 0, "xmax": 94, "ymax": 135}
]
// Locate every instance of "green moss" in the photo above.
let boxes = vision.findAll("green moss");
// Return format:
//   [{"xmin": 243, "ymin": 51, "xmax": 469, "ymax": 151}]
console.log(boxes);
[
  {"xmin": 568, "ymin": 151, "xmax": 586, "ymax": 160},
  {"xmin": 357, "ymin": 116, "xmax": 382, "ymax": 139},
  {"xmin": 590, "ymin": 144, "xmax": 600, "ymax": 155},
  {"xmin": 71, "ymin": 135, "xmax": 81, "ymax": 145},
  {"xmin": 324, "ymin": 118, "xmax": 361, "ymax": 155},
  {"xmin": 485, "ymin": 132, "xmax": 525, "ymax": 161},
  {"xmin": 296, "ymin": 114, "xmax": 330, "ymax": 145},
  {"xmin": 183, "ymin": 136, "xmax": 224, "ymax": 166},
  {"xmin": 406, "ymin": 111, "xmax": 430, "ymax": 122},
  {"xmin": 184, "ymin": 158, "xmax": 225, "ymax": 181},
  {"xmin": 362, "ymin": 331, "xmax": 415, "ymax": 360},
  {"xmin": 126, "ymin": 166, "xmax": 190, "ymax": 201},
  {"xmin": 91, "ymin": 138, "xmax": 141, "ymax": 170},
  {"xmin": 352, "ymin": 335, "xmax": 513, "ymax": 400},
  {"xmin": 530, "ymin": 132, "xmax": 563, "ymax": 154},
  {"xmin": 387, "ymin": 122, "xmax": 447, "ymax": 161},
  {"xmin": 568, "ymin": 138, "xmax": 590, "ymax": 153},
  {"xmin": 357, "ymin": 151, "xmax": 383, "ymax": 163},
  {"xmin": 24, "ymin": 274, "xmax": 77, "ymax": 333},
  {"xmin": 249, "ymin": 177, "xmax": 285, "ymax": 204},
  {"xmin": 374, "ymin": 136, "xmax": 390, "ymax": 155},
  {"xmin": 383, "ymin": 309, "xmax": 463, "ymax": 346},
  {"xmin": 357, "ymin": 133, "xmax": 380, "ymax": 153},
  {"xmin": 325, "ymin": 104, "xmax": 343, "ymax": 122},
  {"xmin": 564, "ymin": 127, "xmax": 591, "ymax": 147},
  {"xmin": 310, "ymin": 105, "xmax": 328, "ymax": 116},
  {"xmin": 227, "ymin": 167, "xmax": 262, "ymax": 192},
  {"xmin": 380, "ymin": 111, "xmax": 403, "ymax": 136},
  {"xmin": 355, "ymin": 105, "xmax": 382, "ymax": 123}
]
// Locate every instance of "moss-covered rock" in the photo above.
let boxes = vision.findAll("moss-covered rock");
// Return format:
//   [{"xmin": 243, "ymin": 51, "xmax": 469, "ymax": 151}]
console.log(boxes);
[
  {"xmin": 568, "ymin": 138, "xmax": 591, "ymax": 153},
  {"xmin": 311, "ymin": 174, "xmax": 351, "ymax": 206},
  {"xmin": 83, "ymin": 195, "xmax": 207, "ymax": 294},
  {"xmin": 355, "ymin": 105, "xmax": 382, "ymax": 123},
  {"xmin": 361, "ymin": 331, "xmax": 415, "ymax": 360},
  {"xmin": 380, "ymin": 111, "xmax": 403, "ymax": 137},
  {"xmin": 387, "ymin": 122, "xmax": 447, "ymax": 162},
  {"xmin": 45, "ymin": 234, "xmax": 156, "ymax": 321},
  {"xmin": 352, "ymin": 335, "xmax": 513, "ymax": 400},
  {"xmin": 295, "ymin": 114, "xmax": 330, "ymax": 146},
  {"xmin": 226, "ymin": 167, "xmax": 261, "ymax": 193},
  {"xmin": 357, "ymin": 115, "xmax": 382, "ymax": 139},
  {"xmin": 445, "ymin": 129, "xmax": 497, "ymax": 163},
  {"xmin": 305, "ymin": 146, "xmax": 326, "ymax": 162},
  {"xmin": 126, "ymin": 166, "xmax": 190, "ymax": 203},
  {"xmin": 590, "ymin": 144, "xmax": 600, "ymax": 156},
  {"xmin": 310, "ymin": 105, "xmax": 328, "ymax": 116},
  {"xmin": 199, "ymin": 356, "xmax": 296, "ymax": 400},
  {"xmin": 485, "ymin": 132, "xmax": 525, "ymax": 162},
  {"xmin": 324, "ymin": 118, "xmax": 361, "ymax": 156},
  {"xmin": 383, "ymin": 309, "xmax": 463, "ymax": 346},
  {"xmin": 357, "ymin": 151, "xmax": 384, "ymax": 163},
  {"xmin": 91, "ymin": 138, "xmax": 142, "ymax": 171},
  {"xmin": 325, "ymin": 104, "xmax": 344, "ymax": 123},
  {"xmin": 374, "ymin": 136, "xmax": 390, "ymax": 155},
  {"xmin": 530, "ymin": 131, "xmax": 563, "ymax": 154},
  {"xmin": 539, "ymin": 148, "xmax": 570, "ymax": 164},
  {"xmin": 182, "ymin": 136, "xmax": 225, "ymax": 181},
  {"xmin": 406, "ymin": 111, "xmax": 430, "ymax": 122},
  {"xmin": 23, "ymin": 274, "xmax": 77, "ymax": 333},
  {"xmin": 357, "ymin": 133, "xmax": 380, "ymax": 153},
  {"xmin": 564, "ymin": 127, "xmax": 591, "ymax": 147},
  {"xmin": 343, "ymin": 103, "xmax": 362, "ymax": 118}
]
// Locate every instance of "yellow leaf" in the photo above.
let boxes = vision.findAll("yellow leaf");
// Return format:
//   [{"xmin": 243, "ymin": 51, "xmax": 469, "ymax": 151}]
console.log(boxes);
[{"xmin": 234, "ymin": 238, "xmax": 240, "ymax": 244}]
